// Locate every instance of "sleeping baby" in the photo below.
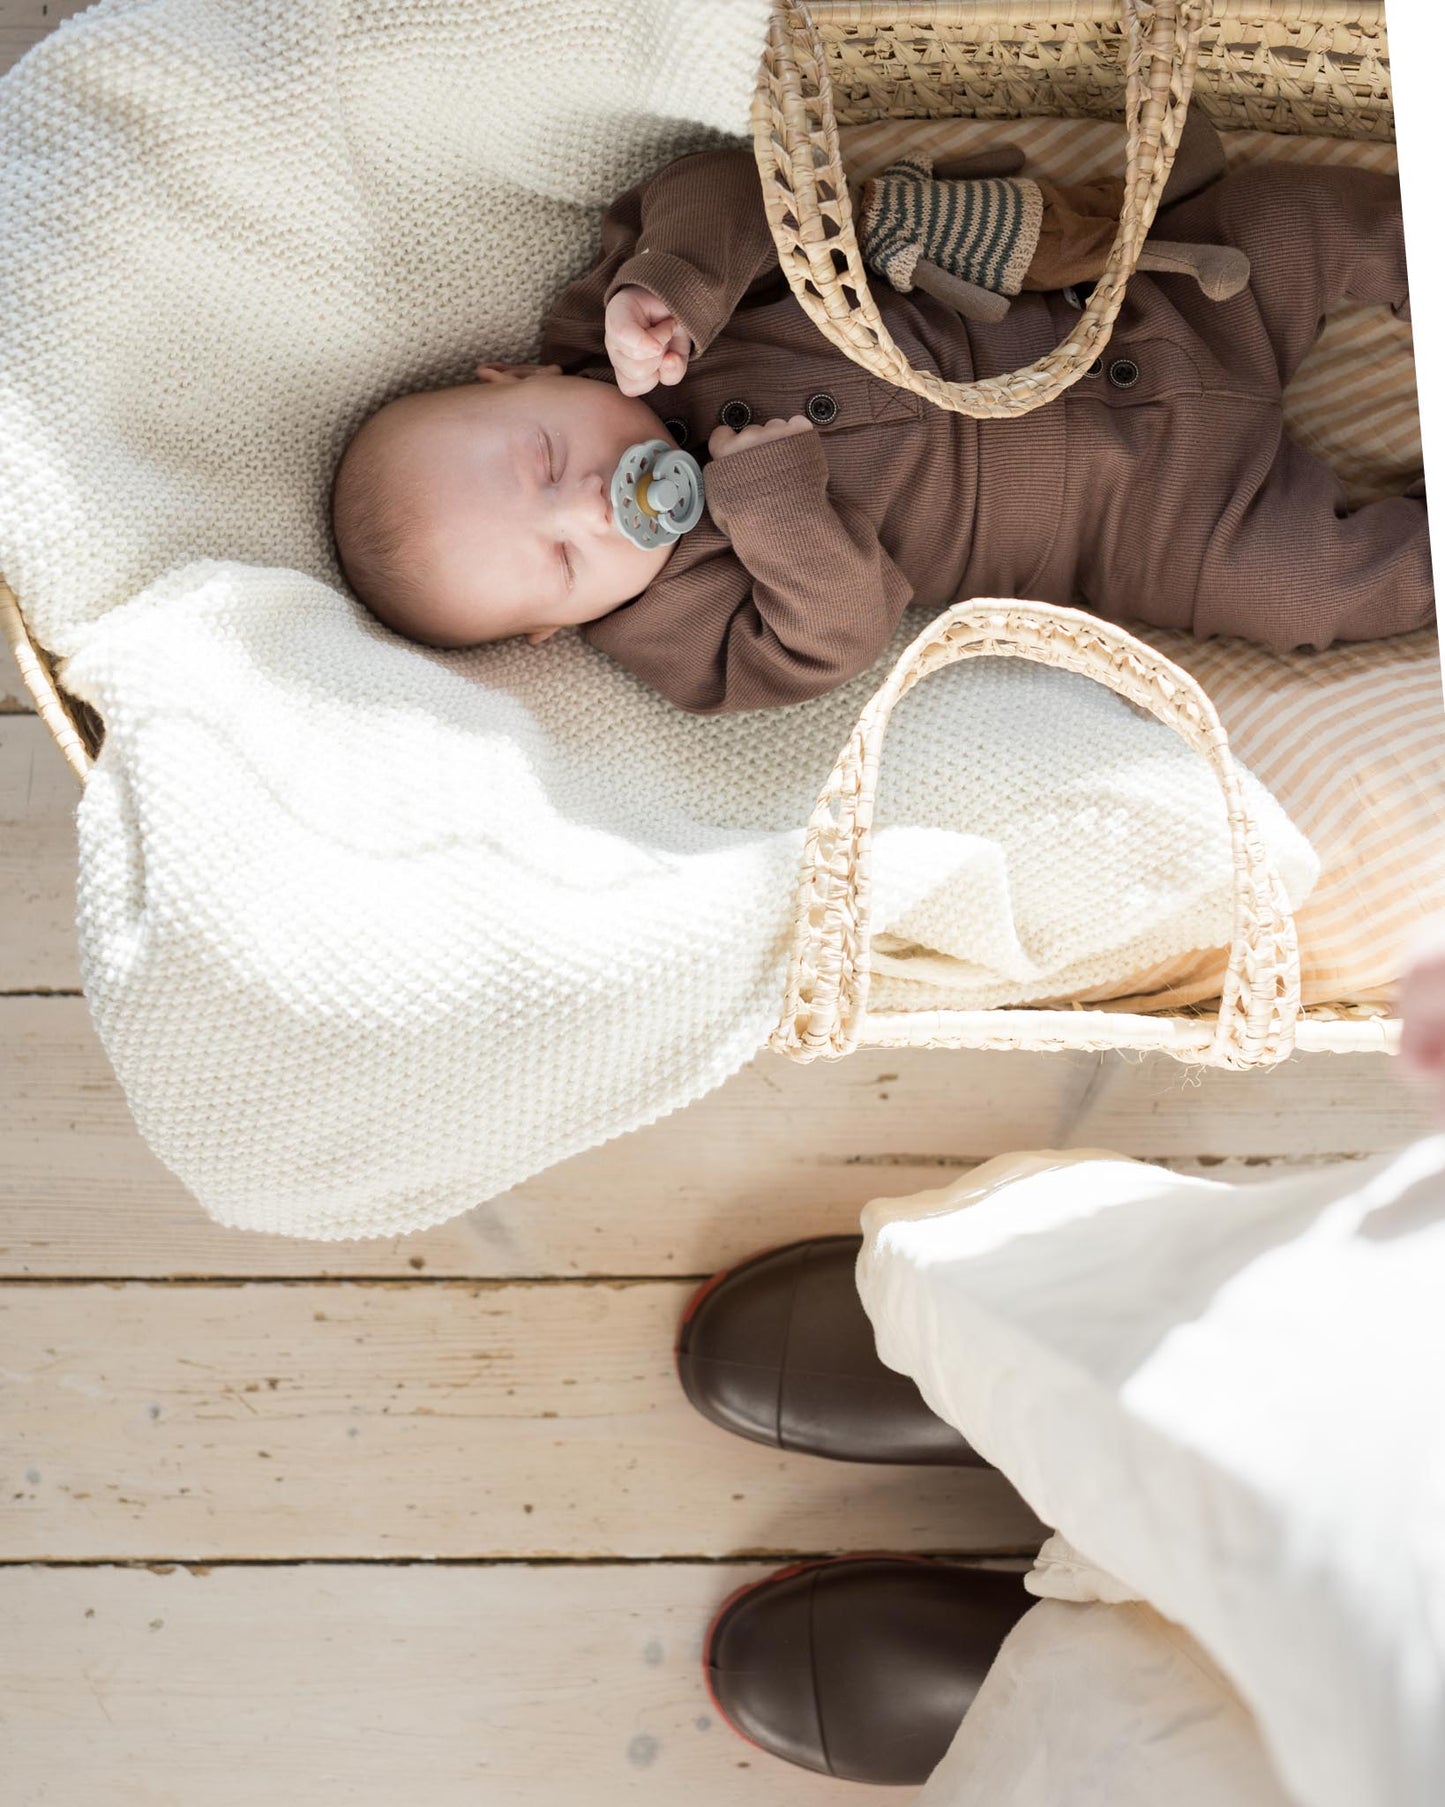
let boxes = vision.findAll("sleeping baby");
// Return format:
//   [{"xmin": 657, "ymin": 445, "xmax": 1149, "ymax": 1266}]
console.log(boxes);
[{"xmin": 330, "ymin": 123, "xmax": 1431, "ymax": 715}]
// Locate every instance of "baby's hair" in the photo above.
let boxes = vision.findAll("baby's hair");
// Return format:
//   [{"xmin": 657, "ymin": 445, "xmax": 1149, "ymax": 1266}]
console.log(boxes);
[
  {"xmin": 329, "ymin": 404, "xmax": 443, "ymax": 642},
  {"xmin": 330, "ymin": 399, "xmax": 494, "ymax": 654}
]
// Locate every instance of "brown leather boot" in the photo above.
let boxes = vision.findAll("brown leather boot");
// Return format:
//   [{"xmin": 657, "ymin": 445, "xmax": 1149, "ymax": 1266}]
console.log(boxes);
[
  {"xmin": 676, "ymin": 1236, "xmax": 985, "ymax": 1465},
  {"xmin": 705, "ymin": 1556, "xmax": 1032, "ymax": 1784}
]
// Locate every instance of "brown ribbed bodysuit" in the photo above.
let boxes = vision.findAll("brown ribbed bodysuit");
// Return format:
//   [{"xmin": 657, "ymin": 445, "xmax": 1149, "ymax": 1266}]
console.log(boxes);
[{"xmin": 536, "ymin": 148, "xmax": 1430, "ymax": 715}]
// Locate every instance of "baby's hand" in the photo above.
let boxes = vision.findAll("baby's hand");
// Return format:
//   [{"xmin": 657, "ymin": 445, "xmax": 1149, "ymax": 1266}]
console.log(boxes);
[
  {"xmin": 1399, "ymin": 914, "xmax": 1445, "ymax": 1115},
  {"xmin": 708, "ymin": 415, "xmax": 815, "ymax": 460},
  {"xmin": 605, "ymin": 285, "xmax": 691, "ymax": 396}
]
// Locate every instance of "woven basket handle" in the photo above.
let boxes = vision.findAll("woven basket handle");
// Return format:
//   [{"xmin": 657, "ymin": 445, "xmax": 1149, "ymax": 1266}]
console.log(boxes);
[
  {"xmin": 753, "ymin": 0, "xmax": 1207, "ymax": 419},
  {"xmin": 770, "ymin": 599, "xmax": 1302, "ymax": 1067}
]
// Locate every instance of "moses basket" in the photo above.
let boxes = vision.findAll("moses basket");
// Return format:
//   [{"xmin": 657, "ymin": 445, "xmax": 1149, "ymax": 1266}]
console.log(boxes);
[{"xmin": 0, "ymin": 0, "xmax": 1408, "ymax": 1070}]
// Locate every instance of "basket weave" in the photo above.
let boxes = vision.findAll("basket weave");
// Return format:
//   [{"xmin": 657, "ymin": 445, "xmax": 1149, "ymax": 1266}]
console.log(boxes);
[
  {"xmin": 1, "ymin": 0, "xmax": 1402, "ymax": 1070},
  {"xmin": 753, "ymin": 0, "xmax": 1391, "ymax": 418}
]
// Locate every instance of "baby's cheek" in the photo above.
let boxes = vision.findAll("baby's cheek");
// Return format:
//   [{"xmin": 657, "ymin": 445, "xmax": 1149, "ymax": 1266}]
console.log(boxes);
[{"xmin": 644, "ymin": 539, "xmax": 677, "ymax": 585}]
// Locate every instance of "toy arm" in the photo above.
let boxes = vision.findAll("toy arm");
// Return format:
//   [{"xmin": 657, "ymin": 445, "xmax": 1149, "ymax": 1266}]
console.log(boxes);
[{"xmin": 928, "ymin": 145, "xmax": 1027, "ymax": 181}]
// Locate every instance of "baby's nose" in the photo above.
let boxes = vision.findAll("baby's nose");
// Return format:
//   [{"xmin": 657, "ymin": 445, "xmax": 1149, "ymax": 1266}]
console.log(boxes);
[{"xmin": 566, "ymin": 470, "xmax": 612, "ymax": 536}]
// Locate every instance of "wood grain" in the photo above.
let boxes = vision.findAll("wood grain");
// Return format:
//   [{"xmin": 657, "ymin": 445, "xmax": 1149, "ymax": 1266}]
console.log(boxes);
[
  {"xmin": 0, "ymin": 1, "xmax": 93, "ymax": 81},
  {"xmin": 0, "ymin": 621, "xmax": 33, "ymax": 711},
  {"xmin": 0, "ymin": 1561, "xmax": 926, "ymax": 1804},
  {"xmin": 0, "ymin": 1279, "xmax": 1045, "ymax": 1560},
  {"xmin": 1, "ymin": 996, "xmax": 1429, "ymax": 1278},
  {"xmin": 0, "ymin": 715, "xmax": 78, "ymax": 990}
]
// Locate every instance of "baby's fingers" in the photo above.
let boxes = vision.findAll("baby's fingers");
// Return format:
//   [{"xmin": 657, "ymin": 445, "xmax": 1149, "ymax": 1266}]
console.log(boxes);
[
  {"xmin": 660, "ymin": 323, "xmax": 690, "ymax": 381},
  {"xmin": 608, "ymin": 342, "xmax": 661, "ymax": 394},
  {"xmin": 618, "ymin": 321, "xmax": 669, "ymax": 362},
  {"xmin": 608, "ymin": 291, "xmax": 674, "ymax": 355}
]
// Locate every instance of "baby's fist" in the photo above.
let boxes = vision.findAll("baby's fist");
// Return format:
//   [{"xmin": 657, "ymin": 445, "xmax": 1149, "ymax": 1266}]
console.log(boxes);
[
  {"xmin": 708, "ymin": 415, "xmax": 815, "ymax": 460},
  {"xmin": 605, "ymin": 285, "xmax": 691, "ymax": 396}
]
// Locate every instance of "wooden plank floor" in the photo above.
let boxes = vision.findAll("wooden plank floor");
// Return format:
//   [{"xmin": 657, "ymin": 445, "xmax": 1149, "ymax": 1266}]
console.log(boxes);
[{"xmin": 0, "ymin": 7, "xmax": 1434, "ymax": 1790}]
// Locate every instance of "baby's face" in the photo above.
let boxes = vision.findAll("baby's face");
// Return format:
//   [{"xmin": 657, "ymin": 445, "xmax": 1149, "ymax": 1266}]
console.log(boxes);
[{"xmin": 405, "ymin": 364, "xmax": 679, "ymax": 646}]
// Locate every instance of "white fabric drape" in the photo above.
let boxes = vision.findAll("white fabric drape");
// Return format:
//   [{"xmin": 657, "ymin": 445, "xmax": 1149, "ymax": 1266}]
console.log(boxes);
[{"xmin": 857, "ymin": 1139, "xmax": 1445, "ymax": 1807}]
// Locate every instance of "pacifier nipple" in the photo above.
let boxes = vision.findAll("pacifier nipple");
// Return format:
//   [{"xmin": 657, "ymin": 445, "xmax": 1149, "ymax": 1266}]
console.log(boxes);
[{"xmin": 609, "ymin": 439, "xmax": 705, "ymax": 550}]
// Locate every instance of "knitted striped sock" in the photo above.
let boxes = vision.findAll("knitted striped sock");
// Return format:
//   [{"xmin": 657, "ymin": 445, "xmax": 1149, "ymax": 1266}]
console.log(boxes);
[{"xmin": 860, "ymin": 157, "xmax": 1043, "ymax": 297}]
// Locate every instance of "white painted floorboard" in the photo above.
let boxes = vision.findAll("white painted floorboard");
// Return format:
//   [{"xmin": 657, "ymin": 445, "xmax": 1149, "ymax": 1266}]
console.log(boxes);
[
  {"xmin": 1, "ymin": 1279, "xmax": 1044, "ymax": 1561},
  {"xmin": 0, "ymin": 1563, "xmax": 914, "ymax": 1805}
]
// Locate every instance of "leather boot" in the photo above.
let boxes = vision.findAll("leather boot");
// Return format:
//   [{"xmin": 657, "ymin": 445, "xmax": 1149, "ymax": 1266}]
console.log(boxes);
[
  {"xmin": 676, "ymin": 1235, "xmax": 984, "ymax": 1465},
  {"xmin": 705, "ymin": 1555, "xmax": 1032, "ymax": 1784}
]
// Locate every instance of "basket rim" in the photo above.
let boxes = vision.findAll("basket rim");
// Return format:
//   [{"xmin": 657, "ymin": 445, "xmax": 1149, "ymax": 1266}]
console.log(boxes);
[
  {"xmin": 854, "ymin": 1004, "xmax": 1399, "ymax": 1056},
  {"xmin": 802, "ymin": 0, "xmax": 1388, "ymax": 22}
]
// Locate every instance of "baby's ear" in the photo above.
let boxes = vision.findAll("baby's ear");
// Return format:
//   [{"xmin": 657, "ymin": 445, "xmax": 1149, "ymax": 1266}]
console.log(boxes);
[{"xmin": 474, "ymin": 362, "xmax": 563, "ymax": 384}]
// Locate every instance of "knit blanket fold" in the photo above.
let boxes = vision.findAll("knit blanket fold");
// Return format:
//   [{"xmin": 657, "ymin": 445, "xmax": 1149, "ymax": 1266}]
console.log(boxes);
[{"xmin": 0, "ymin": 0, "xmax": 1316, "ymax": 1238}]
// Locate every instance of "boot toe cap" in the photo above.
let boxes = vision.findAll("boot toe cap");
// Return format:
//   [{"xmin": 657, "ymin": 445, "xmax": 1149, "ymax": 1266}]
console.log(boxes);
[
  {"xmin": 706, "ymin": 1558, "xmax": 1033, "ymax": 1786},
  {"xmin": 707, "ymin": 1566, "xmax": 830, "ymax": 1775},
  {"xmin": 678, "ymin": 1237, "xmax": 980, "ymax": 1465}
]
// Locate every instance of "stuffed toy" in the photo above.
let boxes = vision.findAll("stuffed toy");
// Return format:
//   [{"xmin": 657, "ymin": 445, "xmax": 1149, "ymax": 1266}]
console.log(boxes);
[{"xmin": 857, "ymin": 114, "xmax": 1250, "ymax": 321}]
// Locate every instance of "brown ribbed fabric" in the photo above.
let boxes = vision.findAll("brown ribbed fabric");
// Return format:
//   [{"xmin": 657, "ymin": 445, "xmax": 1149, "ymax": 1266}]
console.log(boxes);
[{"xmin": 540, "ymin": 149, "xmax": 1430, "ymax": 715}]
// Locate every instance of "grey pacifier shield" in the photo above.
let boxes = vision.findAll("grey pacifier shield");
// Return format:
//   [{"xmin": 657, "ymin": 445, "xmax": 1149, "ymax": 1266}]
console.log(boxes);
[{"xmin": 609, "ymin": 439, "xmax": 705, "ymax": 550}]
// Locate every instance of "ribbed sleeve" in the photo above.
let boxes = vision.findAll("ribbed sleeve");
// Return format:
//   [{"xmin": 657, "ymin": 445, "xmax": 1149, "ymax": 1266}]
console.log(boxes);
[{"xmin": 541, "ymin": 147, "xmax": 781, "ymax": 370}]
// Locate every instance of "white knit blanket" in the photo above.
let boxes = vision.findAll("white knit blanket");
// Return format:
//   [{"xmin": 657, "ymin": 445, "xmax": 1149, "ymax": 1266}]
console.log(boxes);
[{"xmin": 0, "ymin": 0, "xmax": 1316, "ymax": 1238}]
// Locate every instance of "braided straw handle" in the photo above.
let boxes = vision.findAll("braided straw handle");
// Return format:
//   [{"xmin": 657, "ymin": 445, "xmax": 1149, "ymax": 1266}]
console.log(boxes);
[
  {"xmin": 770, "ymin": 600, "xmax": 1301, "ymax": 1068},
  {"xmin": 752, "ymin": 0, "xmax": 1207, "ymax": 417}
]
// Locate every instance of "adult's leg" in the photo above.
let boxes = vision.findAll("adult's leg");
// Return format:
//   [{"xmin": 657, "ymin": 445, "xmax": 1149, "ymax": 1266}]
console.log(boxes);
[
  {"xmin": 916, "ymin": 1598, "xmax": 1292, "ymax": 1807},
  {"xmin": 856, "ymin": 1140, "xmax": 1445, "ymax": 1807}
]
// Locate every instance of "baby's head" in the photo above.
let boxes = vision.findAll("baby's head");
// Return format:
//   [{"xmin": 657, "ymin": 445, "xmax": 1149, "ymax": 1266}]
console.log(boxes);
[{"xmin": 331, "ymin": 363, "xmax": 679, "ymax": 649}]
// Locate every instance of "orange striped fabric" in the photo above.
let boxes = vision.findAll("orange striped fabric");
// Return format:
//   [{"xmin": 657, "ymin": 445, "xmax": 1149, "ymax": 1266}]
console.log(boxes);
[
  {"xmin": 1089, "ymin": 627, "xmax": 1444, "ymax": 1011},
  {"xmin": 839, "ymin": 118, "xmax": 1442, "ymax": 1011}
]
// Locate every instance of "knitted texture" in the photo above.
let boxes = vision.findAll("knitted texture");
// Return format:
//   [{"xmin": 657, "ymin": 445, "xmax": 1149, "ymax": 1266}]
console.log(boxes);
[
  {"xmin": 0, "ymin": 1, "xmax": 1316, "ymax": 1238},
  {"xmin": 860, "ymin": 157, "xmax": 1044, "ymax": 296}
]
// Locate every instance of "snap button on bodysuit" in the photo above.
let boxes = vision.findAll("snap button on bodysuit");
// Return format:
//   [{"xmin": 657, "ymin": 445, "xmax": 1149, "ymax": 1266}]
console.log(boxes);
[
  {"xmin": 663, "ymin": 418, "xmax": 689, "ymax": 446},
  {"xmin": 805, "ymin": 391, "xmax": 839, "ymax": 425},
  {"xmin": 1086, "ymin": 357, "xmax": 1104, "ymax": 378},
  {"xmin": 719, "ymin": 399, "xmax": 752, "ymax": 431},
  {"xmin": 1108, "ymin": 358, "xmax": 1141, "ymax": 388}
]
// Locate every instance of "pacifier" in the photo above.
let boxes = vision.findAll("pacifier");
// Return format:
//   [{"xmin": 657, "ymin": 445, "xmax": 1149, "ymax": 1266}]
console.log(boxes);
[{"xmin": 609, "ymin": 439, "xmax": 704, "ymax": 550}]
